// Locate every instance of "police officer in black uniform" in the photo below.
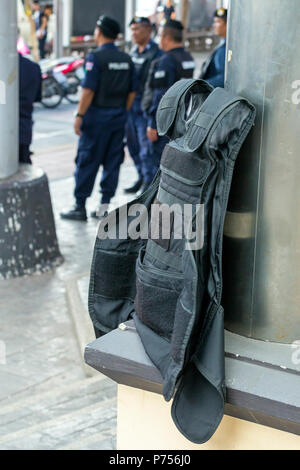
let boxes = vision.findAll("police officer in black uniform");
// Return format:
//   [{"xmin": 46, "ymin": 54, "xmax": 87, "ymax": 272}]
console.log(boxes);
[
  {"xmin": 143, "ymin": 19, "xmax": 195, "ymax": 193},
  {"xmin": 32, "ymin": 0, "xmax": 48, "ymax": 60},
  {"xmin": 19, "ymin": 53, "xmax": 42, "ymax": 164},
  {"xmin": 199, "ymin": 8, "xmax": 227, "ymax": 87},
  {"xmin": 61, "ymin": 16, "xmax": 138, "ymax": 221},
  {"xmin": 125, "ymin": 17, "xmax": 162, "ymax": 194}
]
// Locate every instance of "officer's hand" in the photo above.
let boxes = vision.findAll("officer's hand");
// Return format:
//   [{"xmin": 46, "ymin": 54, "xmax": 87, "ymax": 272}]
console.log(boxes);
[
  {"xmin": 147, "ymin": 127, "xmax": 158, "ymax": 142},
  {"xmin": 74, "ymin": 116, "xmax": 83, "ymax": 136}
]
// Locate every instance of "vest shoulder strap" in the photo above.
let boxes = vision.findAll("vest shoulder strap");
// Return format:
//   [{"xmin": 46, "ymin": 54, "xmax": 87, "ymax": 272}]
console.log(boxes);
[
  {"xmin": 183, "ymin": 87, "xmax": 252, "ymax": 153},
  {"xmin": 156, "ymin": 79, "xmax": 213, "ymax": 139}
]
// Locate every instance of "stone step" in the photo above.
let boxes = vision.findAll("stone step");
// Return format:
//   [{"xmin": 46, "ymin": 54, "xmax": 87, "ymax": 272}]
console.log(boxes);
[
  {"xmin": 0, "ymin": 397, "xmax": 117, "ymax": 450},
  {"xmin": 0, "ymin": 375, "xmax": 116, "ymax": 438}
]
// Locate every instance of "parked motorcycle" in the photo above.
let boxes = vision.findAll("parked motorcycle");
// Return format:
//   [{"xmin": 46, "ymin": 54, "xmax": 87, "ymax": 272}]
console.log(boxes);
[{"xmin": 41, "ymin": 56, "xmax": 85, "ymax": 109}]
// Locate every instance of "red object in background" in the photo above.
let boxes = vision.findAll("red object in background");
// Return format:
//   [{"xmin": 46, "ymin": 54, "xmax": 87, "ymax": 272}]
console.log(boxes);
[
  {"xmin": 53, "ymin": 58, "xmax": 84, "ymax": 75},
  {"xmin": 17, "ymin": 37, "xmax": 30, "ymax": 56}
]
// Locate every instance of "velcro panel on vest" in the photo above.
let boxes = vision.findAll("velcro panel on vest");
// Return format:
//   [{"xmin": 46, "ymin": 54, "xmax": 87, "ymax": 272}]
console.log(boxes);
[
  {"xmin": 161, "ymin": 145, "xmax": 210, "ymax": 184},
  {"xmin": 183, "ymin": 87, "xmax": 247, "ymax": 153},
  {"xmin": 156, "ymin": 79, "xmax": 213, "ymax": 139},
  {"xmin": 94, "ymin": 250, "xmax": 137, "ymax": 299}
]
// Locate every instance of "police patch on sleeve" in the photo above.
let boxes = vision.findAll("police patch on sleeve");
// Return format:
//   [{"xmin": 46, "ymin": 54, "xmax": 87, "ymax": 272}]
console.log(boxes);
[
  {"xmin": 154, "ymin": 70, "xmax": 166, "ymax": 79},
  {"xmin": 182, "ymin": 61, "xmax": 195, "ymax": 70},
  {"xmin": 85, "ymin": 61, "xmax": 94, "ymax": 72}
]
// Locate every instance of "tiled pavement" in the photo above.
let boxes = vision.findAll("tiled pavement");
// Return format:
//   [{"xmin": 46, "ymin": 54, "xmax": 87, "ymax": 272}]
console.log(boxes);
[
  {"xmin": 0, "ymin": 50, "xmax": 209, "ymax": 449},
  {"xmin": 0, "ymin": 160, "xmax": 137, "ymax": 450}
]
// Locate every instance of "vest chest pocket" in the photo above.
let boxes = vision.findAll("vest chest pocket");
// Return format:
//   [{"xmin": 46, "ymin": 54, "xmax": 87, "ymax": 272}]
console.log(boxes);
[
  {"xmin": 135, "ymin": 248, "xmax": 183, "ymax": 340},
  {"xmin": 159, "ymin": 144, "xmax": 211, "ymax": 203}
]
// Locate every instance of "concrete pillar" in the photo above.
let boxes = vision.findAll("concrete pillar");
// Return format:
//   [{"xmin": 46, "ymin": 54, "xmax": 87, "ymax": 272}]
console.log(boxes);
[
  {"xmin": 125, "ymin": 0, "xmax": 136, "ymax": 44},
  {"xmin": 223, "ymin": 0, "xmax": 300, "ymax": 343},
  {"xmin": 0, "ymin": 0, "xmax": 19, "ymax": 179},
  {"xmin": 54, "ymin": 0, "xmax": 64, "ymax": 58},
  {"xmin": 62, "ymin": 0, "xmax": 73, "ymax": 52},
  {"xmin": 180, "ymin": 0, "xmax": 190, "ymax": 29}
]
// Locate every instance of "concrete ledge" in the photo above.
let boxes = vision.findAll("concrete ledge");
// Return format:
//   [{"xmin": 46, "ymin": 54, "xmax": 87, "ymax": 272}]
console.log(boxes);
[{"xmin": 85, "ymin": 321, "xmax": 300, "ymax": 437}]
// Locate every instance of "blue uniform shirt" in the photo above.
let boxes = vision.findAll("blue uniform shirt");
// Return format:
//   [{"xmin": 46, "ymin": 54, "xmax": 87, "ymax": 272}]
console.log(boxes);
[
  {"xmin": 19, "ymin": 53, "xmax": 42, "ymax": 145},
  {"xmin": 147, "ymin": 47, "xmax": 185, "ymax": 129},
  {"xmin": 131, "ymin": 39, "xmax": 162, "ymax": 111},
  {"xmin": 201, "ymin": 40, "xmax": 226, "ymax": 88}
]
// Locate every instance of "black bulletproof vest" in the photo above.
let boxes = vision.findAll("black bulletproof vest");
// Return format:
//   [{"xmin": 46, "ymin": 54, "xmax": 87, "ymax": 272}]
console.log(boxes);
[
  {"xmin": 131, "ymin": 43, "xmax": 159, "ymax": 93},
  {"xmin": 92, "ymin": 48, "xmax": 133, "ymax": 108},
  {"xmin": 88, "ymin": 79, "xmax": 256, "ymax": 443}
]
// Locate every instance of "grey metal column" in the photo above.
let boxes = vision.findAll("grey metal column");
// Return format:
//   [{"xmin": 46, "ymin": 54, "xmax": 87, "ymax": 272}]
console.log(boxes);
[
  {"xmin": 125, "ymin": 0, "xmax": 136, "ymax": 44},
  {"xmin": 54, "ymin": 0, "xmax": 64, "ymax": 58},
  {"xmin": 0, "ymin": 0, "xmax": 18, "ymax": 179},
  {"xmin": 223, "ymin": 0, "xmax": 300, "ymax": 343}
]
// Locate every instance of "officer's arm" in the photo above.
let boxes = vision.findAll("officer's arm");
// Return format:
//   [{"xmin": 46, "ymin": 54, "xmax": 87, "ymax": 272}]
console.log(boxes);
[
  {"xmin": 207, "ymin": 46, "xmax": 226, "ymax": 88},
  {"xmin": 74, "ymin": 53, "xmax": 99, "ymax": 136},
  {"xmin": 74, "ymin": 89, "xmax": 95, "ymax": 136},
  {"xmin": 126, "ymin": 61, "xmax": 138, "ymax": 110},
  {"xmin": 77, "ymin": 88, "xmax": 95, "ymax": 114},
  {"xmin": 126, "ymin": 91, "xmax": 137, "ymax": 111}
]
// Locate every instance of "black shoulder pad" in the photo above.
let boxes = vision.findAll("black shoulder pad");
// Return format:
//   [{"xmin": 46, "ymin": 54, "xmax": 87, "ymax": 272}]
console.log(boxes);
[
  {"xmin": 183, "ymin": 87, "xmax": 256, "ymax": 153},
  {"xmin": 156, "ymin": 79, "xmax": 213, "ymax": 139}
]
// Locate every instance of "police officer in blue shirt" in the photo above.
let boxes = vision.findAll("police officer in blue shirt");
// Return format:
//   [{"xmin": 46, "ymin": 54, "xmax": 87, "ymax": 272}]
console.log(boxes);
[
  {"xmin": 19, "ymin": 53, "xmax": 42, "ymax": 164},
  {"xmin": 144, "ymin": 19, "xmax": 195, "ymax": 194},
  {"xmin": 61, "ymin": 16, "xmax": 138, "ymax": 221},
  {"xmin": 199, "ymin": 8, "xmax": 227, "ymax": 88},
  {"xmin": 124, "ymin": 17, "xmax": 162, "ymax": 194}
]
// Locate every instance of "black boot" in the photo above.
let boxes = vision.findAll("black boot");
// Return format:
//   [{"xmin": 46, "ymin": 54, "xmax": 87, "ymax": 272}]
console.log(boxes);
[
  {"xmin": 124, "ymin": 178, "xmax": 143, "ymax": 194},
  {"xmin": 60, "ymin": 205, "xmax": 87, "ymax": 221}
]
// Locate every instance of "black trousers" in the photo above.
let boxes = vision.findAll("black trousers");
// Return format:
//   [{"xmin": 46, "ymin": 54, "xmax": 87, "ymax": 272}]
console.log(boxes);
[
  {"xmin": 39, "ymin": 37, "xmax": 46, "ymax": 59},
  {"xmin": 19, "ymin": 144, "xmax": 32, "ymax": 164}
]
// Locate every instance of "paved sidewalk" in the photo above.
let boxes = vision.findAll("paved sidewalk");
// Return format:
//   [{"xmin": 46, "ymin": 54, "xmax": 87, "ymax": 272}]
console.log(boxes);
[
  {"xmin": 0, "ymin": 50, "xmax": 209, "ymax": 447},
  {"xmin": 0, "ymin": 158, "xmax": 137, "ymax": 398},
  {"xmin": 0, "ymin": 159, "xmax": 137, "ymax": 449}
]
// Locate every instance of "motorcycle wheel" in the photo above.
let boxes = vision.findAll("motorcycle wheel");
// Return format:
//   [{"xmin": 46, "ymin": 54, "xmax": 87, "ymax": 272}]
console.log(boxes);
[
  {"xmin": 65, "ymin": 74, "xmax": 81, "ymax": 104},
  {"xmin": 41, "ymin": 76, "xmax": 64, "ymax": 109}
]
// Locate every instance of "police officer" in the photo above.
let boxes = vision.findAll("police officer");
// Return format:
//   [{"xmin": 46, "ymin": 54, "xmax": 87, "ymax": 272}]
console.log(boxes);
[
  {"xmin": 61, "ymin": 16, "xmax": 138, "ymax": 221},
  {"xmin": 32, "ymin": 0, "xmax": 48, "ymax": 60},
  {"xmin": 199, "ymin": 8, "xmax": 227, "ymax": 87},
  {"xmin": 19, "ymin": 53, "xmax": 42, "ymax": 164},
  {"xmin": 124, "ymin": 17, "xmax": 162, "ymax": 194},
  {"xmin": 143, "ymin": 19, "xmax": 195, "ymax": 194}
]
